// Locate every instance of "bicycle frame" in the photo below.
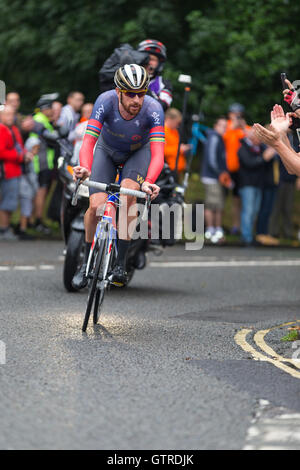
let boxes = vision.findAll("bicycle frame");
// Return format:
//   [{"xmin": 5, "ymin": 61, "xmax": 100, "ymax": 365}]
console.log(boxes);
[{"xmin": 86, "ymin": 168, "xmax": 124, "ymax": 277}]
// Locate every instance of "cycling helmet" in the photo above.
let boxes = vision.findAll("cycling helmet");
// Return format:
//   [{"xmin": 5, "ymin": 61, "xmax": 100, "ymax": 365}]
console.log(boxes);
[
  {"xmin": 114, "ymin": 64, "xmax": 150, "ymax": 91},
  {"xmin": 137, "ymin": 39, "xmax": 167, "ymax": 74},
  {"xmin": 138, "ymin": 39, "xmax": 167, "ymax": 62},
  {"xmin": 36, "ymin": 93, "xmax": 59, "ymax": 110}
]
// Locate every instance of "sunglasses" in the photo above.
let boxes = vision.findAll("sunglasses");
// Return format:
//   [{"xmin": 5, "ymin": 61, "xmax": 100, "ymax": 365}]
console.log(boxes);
[{"xmin": 120, "ymin": 89, "xmax": 148, "ymax": 98}]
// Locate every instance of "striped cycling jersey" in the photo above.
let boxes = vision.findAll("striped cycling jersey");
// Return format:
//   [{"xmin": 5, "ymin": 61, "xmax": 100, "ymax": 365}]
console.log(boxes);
[{"xmin": 80, "ymin": 90, "xmax": 165, "ymax": 183}]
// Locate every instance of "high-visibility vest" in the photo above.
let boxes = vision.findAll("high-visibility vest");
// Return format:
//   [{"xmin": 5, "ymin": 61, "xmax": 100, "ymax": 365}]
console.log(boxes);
[{"xmin": 30, "ymin": 112, "xmax": 55, "ymax": 173}]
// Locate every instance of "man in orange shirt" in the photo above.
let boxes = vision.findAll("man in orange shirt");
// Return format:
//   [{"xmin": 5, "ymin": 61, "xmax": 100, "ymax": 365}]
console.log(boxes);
[
  {"xmin": 164, "ymin": 108, "xmax": 190, "ymax": 176},
  {"xmin": 223, "ymin": 103, "xmax": 250, "ymax": 235}
]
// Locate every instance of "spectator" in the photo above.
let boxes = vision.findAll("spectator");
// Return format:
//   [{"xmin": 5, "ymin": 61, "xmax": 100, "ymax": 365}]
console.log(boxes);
[
  {"xmin": 255, "ymin": 144, "xmax": 280, "ymax": 245},
  {"xmin": 223, "ymin": 103, "xmax": 251, "ymax": 235},
  {"xmin": 238, "ymin": 128, "xmax": 273, "ymax": 245},
  {"xmin": 0, "ymin": 105, "xmax": 32, "ymax": 240},
  {"xmin": 201, "ymin": 116, "xmax": 229, "ymax": 243},
  {"xmin": 57, "ymin": 91, "xmax": 84, "ymax": 139},
  {"xmin": 5, "ymin": 92, "xmax": 21, "ymax": 118},
  {"xmin": 72, "ymin": 103, "xmax": 93, "ymax": 165},
  {"xmin": 18, "ymin": 136, "xmax": 40, "ymax": 240},
  {"xmin": 6, "ymin": 91, "xmax": 29, "ymax": 141},
  {"xmin": 269, "ymin": 159, "xmax": 298, "ymax": 240},
  {"xmin": 80, "ymin": 103, "xmax": 93, "ymax": 122},
  {"xmin": 164, "ymin": 108, "xmax": 190, "ymax": 175},
  {"xmin": 189, "ymin": 114, "xmax": 208, "ymax": 158},
  {"xmin": 52, "ymin": 101, "xmax": 63, "ymax": 127},
  {"xmin": 30, "ymin": 96, "xmax": 57, "ymax": 234}
]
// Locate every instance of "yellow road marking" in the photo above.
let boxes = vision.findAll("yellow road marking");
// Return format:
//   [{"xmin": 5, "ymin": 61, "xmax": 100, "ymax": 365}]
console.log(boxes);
[
  {"xmin": 234, "ymin": 329, "xmax": 300, "ymax": 379},
  {"xmin": 254, "ymin": 320, "xmax": 300, "ymax": 370}
]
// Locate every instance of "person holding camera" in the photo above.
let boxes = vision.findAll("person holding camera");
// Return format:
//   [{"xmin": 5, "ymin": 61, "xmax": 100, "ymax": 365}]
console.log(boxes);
[{"xmin": 254, "ymin": 78, "xmax": 300, "ymax": 177}]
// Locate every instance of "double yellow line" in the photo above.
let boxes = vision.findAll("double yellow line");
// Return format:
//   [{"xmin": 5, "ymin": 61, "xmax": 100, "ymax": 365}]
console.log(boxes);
[{"xmin": 235, "ymin": 321, "xmax": 300, "ymax": 379}]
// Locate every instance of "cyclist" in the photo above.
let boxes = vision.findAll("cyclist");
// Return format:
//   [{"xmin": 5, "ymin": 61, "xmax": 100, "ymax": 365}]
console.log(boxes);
[
  {"xmin": 72, "ymin": 64, "xmax": 165, "ymax": 288},
  {"xmin": 137, "ymin": 39, "xmax": 173, "ymax": 111}
]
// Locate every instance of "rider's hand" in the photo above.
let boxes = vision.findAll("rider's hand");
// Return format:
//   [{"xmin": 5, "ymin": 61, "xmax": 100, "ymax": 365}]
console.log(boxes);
[
  {"xmin": 72, "ymin": 166, "xmax": 91, "ymax": 182},
  {"xmin": 141, "ymin": 181, "xmax": 160, "ymax": 201}
]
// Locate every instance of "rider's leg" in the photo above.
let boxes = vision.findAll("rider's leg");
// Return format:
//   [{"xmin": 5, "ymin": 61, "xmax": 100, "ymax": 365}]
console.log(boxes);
[
  {"xmin": 72, "ymin": 137, "xmax": 118, "ymax": 289},
  {"xmin": 85, "ymin": 192, "xmax": 108, "ymax": 243},
  {"xmin": 116, "ymin": 178, "xmax": 139, "ymax": 267},
  {"xmin": 109, "ymin": 178, "xmax": 140, "ymax": 285}
]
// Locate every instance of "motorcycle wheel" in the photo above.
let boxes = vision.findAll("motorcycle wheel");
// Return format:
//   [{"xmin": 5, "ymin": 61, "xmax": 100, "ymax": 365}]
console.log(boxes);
[{"xmin": 63, "ymin": 229, "xmax": 85, "ymax": 292}]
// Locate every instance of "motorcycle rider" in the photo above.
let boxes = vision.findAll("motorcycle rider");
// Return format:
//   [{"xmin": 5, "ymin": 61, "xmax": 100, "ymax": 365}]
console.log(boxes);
[{"xmin": 137, "ymin": 39, "xmax": 173, "ymax": 111}]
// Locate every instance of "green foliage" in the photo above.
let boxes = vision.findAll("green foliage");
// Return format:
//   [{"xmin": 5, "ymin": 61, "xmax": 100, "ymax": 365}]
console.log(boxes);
[
  {"xmin": 281, "ymin": 329, "xmax": 299, "ymax": 342},
  {"xmin": 1, "ymin": 0, "xmax": 300, "ymax": 124}
]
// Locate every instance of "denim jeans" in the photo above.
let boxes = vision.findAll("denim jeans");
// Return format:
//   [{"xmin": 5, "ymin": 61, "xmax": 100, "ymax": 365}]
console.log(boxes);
[
  {"xmin": 256, "ymin": 187, "xmax": 277, "ymax": 235},
  {"xmin": 239, "ymin": 186, "xmax": 262, "ymax": 243}
]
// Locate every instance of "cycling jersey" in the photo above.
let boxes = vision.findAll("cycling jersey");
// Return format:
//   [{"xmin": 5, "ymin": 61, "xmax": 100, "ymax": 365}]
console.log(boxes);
[{"xmin": 80, "ymin": 90, "xmax": 165, "ymax": 184}]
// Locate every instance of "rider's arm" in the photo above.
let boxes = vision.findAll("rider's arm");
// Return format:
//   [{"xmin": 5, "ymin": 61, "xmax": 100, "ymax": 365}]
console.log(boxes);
[
  {"xmin": 145, "ymin": 100, "xmax": 165, "ymax": 184},
  {"xmin": 145, "ymin": 125, "xmax": 165, "ymax": 183},
  {"xmin": 79, "ymin": 94, "xmax": 107, "ymax": 171},
  {"xmin": 79, "ymin": 119, "xmax": 103, "ymax": 171}
]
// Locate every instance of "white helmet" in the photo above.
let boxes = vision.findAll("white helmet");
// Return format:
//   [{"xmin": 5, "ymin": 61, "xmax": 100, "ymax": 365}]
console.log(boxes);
[{"xmin": 114, "ymin": 64, "xmax": 150, "ymax": 91}]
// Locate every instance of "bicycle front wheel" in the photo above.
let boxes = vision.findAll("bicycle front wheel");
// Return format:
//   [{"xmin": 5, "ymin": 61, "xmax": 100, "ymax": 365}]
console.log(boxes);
[
  {"xmin": 82, "ymin": 236, "xmax": 106, "ymax": 332},
  {"xmin": 93, "ymin": 238, "xmax": 116, "ymax": 325}
]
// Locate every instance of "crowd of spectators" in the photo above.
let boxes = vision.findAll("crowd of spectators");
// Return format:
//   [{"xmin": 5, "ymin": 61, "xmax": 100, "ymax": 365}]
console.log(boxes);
[
  {"xmin": 199, "ymin": 103, "xmax": 300, "ymax": 246},
  {"xmin": 0, "ymin": 89, "xmax": 299, "ymax": 246},
  {"xmin": 0, "ymin": 91, "xmax": 92, "ymax": 240}
]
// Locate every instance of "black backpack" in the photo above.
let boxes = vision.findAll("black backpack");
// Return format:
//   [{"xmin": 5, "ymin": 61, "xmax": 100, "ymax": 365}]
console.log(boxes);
[{"xmin": 99, "ymin": 43, "xmax": 149, "ymax": 93}]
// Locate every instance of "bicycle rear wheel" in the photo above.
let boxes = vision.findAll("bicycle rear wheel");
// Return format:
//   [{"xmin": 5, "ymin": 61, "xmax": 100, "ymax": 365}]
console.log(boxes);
[
  {"xmin": 93, "ymin": 238, "xmax": 116, "ymax": 324},
  {"xmin": 82, "ymin": 236, "xmax": 106, "ymax": 332}
]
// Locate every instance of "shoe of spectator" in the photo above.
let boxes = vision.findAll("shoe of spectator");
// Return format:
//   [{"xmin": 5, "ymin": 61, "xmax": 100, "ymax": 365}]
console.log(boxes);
[
  {"xmin": 230, "ymin": 226, "xmax": 240, "ymax": 236},
  {"xmin": 18, "ymin": 230, "xmax": 35, "ymax": 241},
  {"xmin": 256, "ymin": 234, "xmax": 280, "ymax": 246},
  {"xmin": 0, "ymin": 227, "xmax": 19, "ymax": 241},
  {"xmin": 34, "ymin": 222, "xmax": 51, "ymax": 235},
  {"xmin": 211, "ymin": 228, "xmax": 225, "ymax": 244},
  {"xmin": 205, "ymin": 227, "xmax": 215, "ymax": 241}
]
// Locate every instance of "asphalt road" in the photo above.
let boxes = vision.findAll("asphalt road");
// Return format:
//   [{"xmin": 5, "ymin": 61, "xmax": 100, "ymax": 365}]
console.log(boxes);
[{"xmin": 0, "ymin": 241, "xmax": 300, "ymax": 450}]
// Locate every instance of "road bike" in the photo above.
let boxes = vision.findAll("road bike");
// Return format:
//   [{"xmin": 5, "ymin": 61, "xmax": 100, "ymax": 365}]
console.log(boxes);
[{"xmin": 72, "ymin": 167, "xmax": 150, "ymax": 332}]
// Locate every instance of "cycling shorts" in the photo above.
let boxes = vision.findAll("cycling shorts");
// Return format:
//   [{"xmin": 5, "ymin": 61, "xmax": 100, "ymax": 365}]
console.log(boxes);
[{"xmin": 89, "ymin": 134, "xmax": 151, "ymax": 196}]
